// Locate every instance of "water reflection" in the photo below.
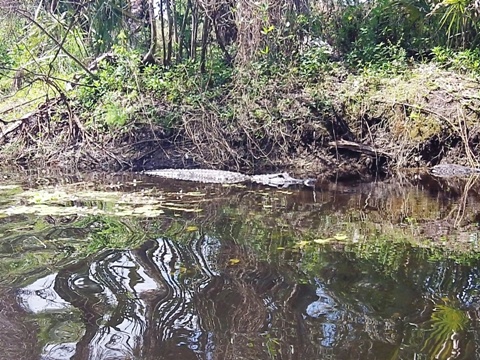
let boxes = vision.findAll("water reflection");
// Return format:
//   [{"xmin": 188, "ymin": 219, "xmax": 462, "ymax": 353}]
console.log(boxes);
[
  {"xmin": 0, "ymin": 170, "xmax": 480, "ymax": 359},
  {"xmin": 11, "ymin": 233, "xmax": 480, "ymax": 360}
]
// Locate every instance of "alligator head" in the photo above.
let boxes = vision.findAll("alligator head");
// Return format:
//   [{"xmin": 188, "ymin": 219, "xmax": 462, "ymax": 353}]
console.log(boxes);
[
  {"xmin": 251, "ymin": 173, "xmax": 316, "ymax": 188},
  {"xmin": 430, "ymin": 164, "xmax": 480, "ymax": 177}
]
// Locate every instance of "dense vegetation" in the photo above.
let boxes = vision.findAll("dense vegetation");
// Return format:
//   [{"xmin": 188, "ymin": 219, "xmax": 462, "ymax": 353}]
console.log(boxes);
[
  {"xmin": 2, "ymin": 5, "xmax": 480, "ymax": 357},
  {"xmin": 0, "ymin": 0, "xmax": 479, "ymax": 171}
]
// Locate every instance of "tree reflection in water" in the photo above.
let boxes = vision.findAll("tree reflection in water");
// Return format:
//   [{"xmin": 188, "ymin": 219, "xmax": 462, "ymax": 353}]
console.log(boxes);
[
  {"xmin": 5, "ymin": 171, "xmax": 480, "ymax": 359},
  {"xmin": 13, "ymin": 229, "xmax": 480, "ymax": 360}
]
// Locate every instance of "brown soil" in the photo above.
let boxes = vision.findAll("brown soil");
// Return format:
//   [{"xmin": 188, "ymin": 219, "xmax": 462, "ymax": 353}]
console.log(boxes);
[{"xmin": 1, "ymin": 64, "xmax": 479, "ymax": 181}]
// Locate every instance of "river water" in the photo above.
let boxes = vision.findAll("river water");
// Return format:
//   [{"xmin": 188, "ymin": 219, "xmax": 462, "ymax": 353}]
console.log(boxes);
[{"xmin": 0, "ymin": 170, "xmax": 479, "ymax": 360}]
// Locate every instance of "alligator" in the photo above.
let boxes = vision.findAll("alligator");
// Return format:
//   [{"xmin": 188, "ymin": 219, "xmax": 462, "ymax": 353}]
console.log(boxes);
[
  {"xmin": 429, "ymin": 164, "xmax": 480, "ymax": 177},
  {"xmin": 143, "ymin": 169, "xmax": 316, "ymax": 188}
]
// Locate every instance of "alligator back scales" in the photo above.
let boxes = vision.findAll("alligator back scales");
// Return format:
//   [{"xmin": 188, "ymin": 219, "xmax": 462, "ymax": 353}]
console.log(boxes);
[{"xmin": 143, "ymin": 169, "xmax": 250, "ymax": 184}]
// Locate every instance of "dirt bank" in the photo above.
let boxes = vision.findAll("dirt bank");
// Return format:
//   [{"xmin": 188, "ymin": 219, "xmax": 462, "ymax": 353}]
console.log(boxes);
[{"xmin": 1, "ymin": 64, "xmax": 479, "ymax": 180}]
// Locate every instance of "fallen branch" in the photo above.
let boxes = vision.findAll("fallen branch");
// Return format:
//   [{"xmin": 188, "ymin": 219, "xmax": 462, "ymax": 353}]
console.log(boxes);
[
  {"xmin": 0, "ymin": 95, "xmax": 46, "ymax": 115},
  {"xmin": 328, "ymin": 139, "xmax": 393, "ymax": 159},
  {"xmin": 0, "ymin": 120, "xmax": 23, "ymax": 140},
  {"xmin": 0, "ymin": 111, "xmax": 36, "ymax": 140}
]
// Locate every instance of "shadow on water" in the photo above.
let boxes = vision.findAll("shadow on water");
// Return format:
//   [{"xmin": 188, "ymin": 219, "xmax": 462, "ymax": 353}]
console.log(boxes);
[{"xmin": 1, "ymin": 170, "xmax": 480, "ymax": 359}]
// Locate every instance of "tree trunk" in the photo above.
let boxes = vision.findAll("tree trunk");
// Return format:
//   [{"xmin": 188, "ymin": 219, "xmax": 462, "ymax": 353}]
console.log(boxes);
[
  {"xmin": 178, "ymin": 0, "xmax": 192, "ymax": 61},
  {"xmin": 190, "ymin": 4, "xmax": 198, "ymax": 60},
  {"xmin": 165, "ymin": 0, "xmax": 174, "ymax": 66},
  {"xmin": 142, "ymin": 0, "xmax": 157, "ymax": 65},
  {"xmin": 159, "ymin": 0, "xmax": 167, "ymax": 65},
  {"xmin": 200, "ymin": 16, "xmax": 209, "ymax": 73}
]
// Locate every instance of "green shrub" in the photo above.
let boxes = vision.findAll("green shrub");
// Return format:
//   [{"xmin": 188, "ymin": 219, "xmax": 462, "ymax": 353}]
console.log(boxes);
[
  {"xmin": 0, "ymin": 42, "xmax": 13, "ymax": 77},
  {"xmin": 347, "ymin": 39, "xmax": 408, "ymax": 73},
  {"xmin": 432, "ymin": 46, "xmax": 480, "ymax": 74},
  {"xmin": 298, "ymin": 45, "xmax": 331, "ymax": 80}
]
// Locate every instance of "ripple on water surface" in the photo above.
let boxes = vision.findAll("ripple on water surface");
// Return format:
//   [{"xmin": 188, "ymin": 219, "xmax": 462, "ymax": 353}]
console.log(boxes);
[{"xmin": 0, "ymin": 170, "xmax": 480, "ymax": 359}]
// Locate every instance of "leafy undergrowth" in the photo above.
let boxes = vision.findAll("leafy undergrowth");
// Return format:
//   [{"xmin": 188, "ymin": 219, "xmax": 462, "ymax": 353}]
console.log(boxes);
[{"xmin": 1, "ymin": 48, "xmax": 480, "ymax": 177}]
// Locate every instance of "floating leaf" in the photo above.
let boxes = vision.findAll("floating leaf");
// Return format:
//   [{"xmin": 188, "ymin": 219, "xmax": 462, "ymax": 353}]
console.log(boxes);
[
  {"xmin": 0, "ymin": 185, "xmax": 21, "ymax": 190},
  {"xmin": 260, "ymin": 45, "xmax": 270, "ymax": 55},
  {"xmin": 221, "ymin": 183, "xmax": 246, "ymax": 188},
  {"xmin": 163, "ymin": 202, "xmax": 179, "ymax": 206},
  {"xmin": 261, "ymin": 25, "xmax": 275, "ymax": 35},
  {"xmin": 294, "ymin": 240, "xmax": 310, "ymax": 249},
  {"xmin": 184, "ymin": 192, "xmax": 206, "ymax": 197},
  {"xmin": 186, "ymin": 226, "xmax": 198, "ymax": 232},
  {"xmin": 162, "ymin": 205, "xmax": 202, "ymax": 212},
  {"xmin": 132, "ymin": 205, "xmax": 165, "ymax": 216},
  {"xmin": 334, "ymin": 233, "xmax": 348, "ymax": 241},
  {"xmin": 228, "ymin": 258, "xmax": 241, "ymax": 265},
  {"xmin": 313, "ymin": 238, "xmax": 332, "ymax": 244}
]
